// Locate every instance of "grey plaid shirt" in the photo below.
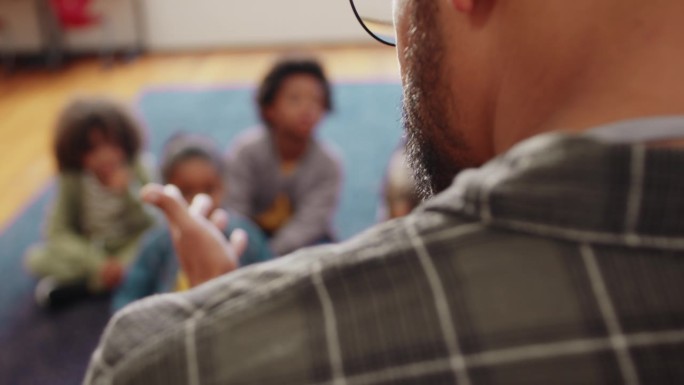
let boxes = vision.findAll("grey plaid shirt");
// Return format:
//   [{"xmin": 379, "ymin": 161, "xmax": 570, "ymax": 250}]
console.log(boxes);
[{"xmin": 85, "ymin": 124, "xmax": 684, "ymax": 385}]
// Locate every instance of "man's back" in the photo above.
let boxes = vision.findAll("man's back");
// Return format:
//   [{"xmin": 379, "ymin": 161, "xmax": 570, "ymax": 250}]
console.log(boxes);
[{"xmin": 86, "ymin": 131, "xmax": 684, "ymax": 384}]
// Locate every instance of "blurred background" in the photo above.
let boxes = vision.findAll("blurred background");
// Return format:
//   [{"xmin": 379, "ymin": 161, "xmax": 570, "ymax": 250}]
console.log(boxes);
[
  {"xmin": 0, "ymin": 0, "xmax": 400, "ymax": 227},
  {"xmin": 0, "ymin": 1, "xmax": 403, "ymax": 383}
]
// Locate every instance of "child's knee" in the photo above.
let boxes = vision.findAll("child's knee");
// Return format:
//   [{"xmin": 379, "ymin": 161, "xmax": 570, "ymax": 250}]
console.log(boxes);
[{"xmin": 24, "ymin": 245, "xmax": 49, "ymax": 276}]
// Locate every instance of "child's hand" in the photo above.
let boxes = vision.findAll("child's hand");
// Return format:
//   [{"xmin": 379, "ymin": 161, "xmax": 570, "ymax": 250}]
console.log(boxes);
[
  {"xmin": 140, "ymin": 184, "xmax": 249, "ymax": 287},
  {"xmin": 105, "ymin": 166, "xmax": 131, "ymax": 194},
  {"xmin": 101, "ymin": 260, "xmax": 124, "ymax": 290}
]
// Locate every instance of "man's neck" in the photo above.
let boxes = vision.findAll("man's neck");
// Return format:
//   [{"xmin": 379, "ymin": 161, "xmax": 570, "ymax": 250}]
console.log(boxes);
[{"xmin": 492, "ymin": 9, "xmax": 684, "ymax": 154}]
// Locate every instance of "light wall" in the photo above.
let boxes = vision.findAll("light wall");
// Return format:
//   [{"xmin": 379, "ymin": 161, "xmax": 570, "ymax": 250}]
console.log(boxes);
[
  {"xmin": 0, "ymin": 0, "xmax": 371, "ymax": 53},
  {"xmin": 1, "ymin": 0, "xmax": 44, "ymax": 51},
  {"xmin": 145, "ymin": 0, "xmax": 369, "ymax": 50}
]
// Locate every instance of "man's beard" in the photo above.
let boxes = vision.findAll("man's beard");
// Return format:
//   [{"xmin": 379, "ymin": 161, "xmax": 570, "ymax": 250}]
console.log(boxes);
[{"xmin": 401, "ymin": 2, "xmax": 478, "ymax": 201}]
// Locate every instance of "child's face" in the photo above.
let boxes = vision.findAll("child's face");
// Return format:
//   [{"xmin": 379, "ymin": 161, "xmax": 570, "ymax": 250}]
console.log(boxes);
[
  {"xmin": 265, "ymin": 74, "xmax": 326, "ymax": 142},
  {"xmin": 82, "ymin": 128, "xmax": 126, "ymax": 177},
  {"xmin": 168, "ymin": 158, "xmax": 224, "ymax": 211}
]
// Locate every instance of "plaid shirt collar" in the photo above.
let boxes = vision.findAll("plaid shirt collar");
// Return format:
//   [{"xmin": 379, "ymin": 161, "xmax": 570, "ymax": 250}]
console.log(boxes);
[
  {"xmin": 427, "ymin": 118, "xmax": 684, "ymax": 250},
  {"xmin": 589, "ymin": 116, "xmax": 684, "ymax": 144}
]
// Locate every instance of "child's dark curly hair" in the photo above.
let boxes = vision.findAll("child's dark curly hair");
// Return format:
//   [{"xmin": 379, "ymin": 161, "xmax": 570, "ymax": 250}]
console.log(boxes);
[
  {"xmin": 256, "ymin": 55, "xmax": 333, "ymax": 127},
  {"xmin": 54, "ymin": 98, "xmax": 143, "ymax": 172}
]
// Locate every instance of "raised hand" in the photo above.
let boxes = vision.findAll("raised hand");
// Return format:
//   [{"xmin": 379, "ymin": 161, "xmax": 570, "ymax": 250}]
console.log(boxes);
[{"xmin": 141, "ymin": 184, "xmax": 248, "ymax": 287}]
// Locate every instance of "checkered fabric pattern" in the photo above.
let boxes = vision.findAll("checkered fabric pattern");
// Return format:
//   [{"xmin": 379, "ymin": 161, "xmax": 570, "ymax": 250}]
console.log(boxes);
[{"xmin": 84, "ymin": 131, "xmax": 684, "ymax": 385}]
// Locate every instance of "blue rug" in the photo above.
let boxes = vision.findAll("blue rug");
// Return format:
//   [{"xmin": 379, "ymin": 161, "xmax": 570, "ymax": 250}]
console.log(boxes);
[
  {"xmin": 0, "ymin": 183, "xmax": 113, "ymax": 385},
  {"xmin": 0, "ymin": 82, "xmax": 404, "ymax": 384}
]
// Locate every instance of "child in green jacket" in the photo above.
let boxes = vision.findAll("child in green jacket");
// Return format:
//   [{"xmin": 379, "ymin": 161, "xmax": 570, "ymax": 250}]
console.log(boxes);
[{"xmin": 25, "ymin": 98, "xmax": 155, "ymax": 309}]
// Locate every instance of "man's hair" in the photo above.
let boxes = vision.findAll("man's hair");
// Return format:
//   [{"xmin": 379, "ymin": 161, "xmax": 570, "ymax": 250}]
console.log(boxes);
[
  {"xmin": 160, "ymin": 133, "xmax": 224, "ymax": 184},
  {"xmin": 256, "ymin": 55, "xmax": 333, "ymax": 127},
  {"xmin": 54, "ymin": 98, "xmax": 143, "ymax": 172}
]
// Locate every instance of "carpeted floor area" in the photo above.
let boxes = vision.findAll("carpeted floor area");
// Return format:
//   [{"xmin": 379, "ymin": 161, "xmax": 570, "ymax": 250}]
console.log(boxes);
[{"xmin": 0, "ymin": 82, "xmax": 404, "ymax": 384}]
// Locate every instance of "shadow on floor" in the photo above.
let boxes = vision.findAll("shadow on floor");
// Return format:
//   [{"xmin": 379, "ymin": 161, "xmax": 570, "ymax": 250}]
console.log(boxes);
[{"xmin": 0, "ymin": 293, "xmax": 111, "ymax": 385}]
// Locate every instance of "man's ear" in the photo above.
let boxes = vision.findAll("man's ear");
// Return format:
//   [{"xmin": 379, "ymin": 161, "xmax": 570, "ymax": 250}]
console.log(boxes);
[
  {"xmin": 453, "ymin": 0, "xmax": 495, "ymax": 27},
  {"xmin": 452, "ymin": 0, "xmax": 475, "ymax": 12}
]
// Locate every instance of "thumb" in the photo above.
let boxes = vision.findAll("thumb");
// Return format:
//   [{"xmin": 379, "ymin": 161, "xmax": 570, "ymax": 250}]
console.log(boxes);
[{"xmin": 141, "ymin": 184, "xmax": 191, "ymax": 227}]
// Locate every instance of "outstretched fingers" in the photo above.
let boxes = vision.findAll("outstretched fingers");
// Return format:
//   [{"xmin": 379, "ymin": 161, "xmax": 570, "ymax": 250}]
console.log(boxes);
[
  {"xmin": 141, "ymin": 184, "xmax": 191, "ymax": 228},
  {"xmin": 189, "ymin": 193, "xmax": 214, "ymax": 219},
  {"xmin": 229, "ymin": 228, "xmax": 249, "ymax": 263},
  {"xmin": 209, "ymin": 209, "xmax": 229, "ymax": 230}
]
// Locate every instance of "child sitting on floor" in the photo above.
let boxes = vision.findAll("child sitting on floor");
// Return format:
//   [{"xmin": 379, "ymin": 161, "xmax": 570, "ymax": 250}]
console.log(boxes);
[
  {"xmin": 112, "ymin": 133, "xmax": 273, "ymax": 312},
  {"xmin": 380, "ymin": 141, "xmax": 421, "ymax": 221},
  {"xmin": 226, "ymin": 55, "xmax": 343, "ymax": 256},
  {"xmin": 25, "ymin": 98, "xmax": 155, "ymax": 309}
]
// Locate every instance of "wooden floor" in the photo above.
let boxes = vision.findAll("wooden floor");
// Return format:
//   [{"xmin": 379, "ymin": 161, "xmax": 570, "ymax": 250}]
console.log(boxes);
[{"xmin": 0, "ymin": 45, "xmax": 400, "ymax": 229}]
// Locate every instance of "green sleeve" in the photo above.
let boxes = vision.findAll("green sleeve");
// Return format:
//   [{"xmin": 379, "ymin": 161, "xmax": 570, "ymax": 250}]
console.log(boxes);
[{"xmin": 26, "ymin": 173, "xmax": 108, "ymax": 286}]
